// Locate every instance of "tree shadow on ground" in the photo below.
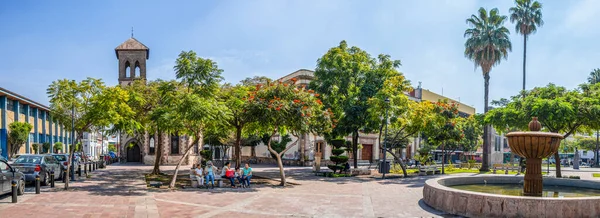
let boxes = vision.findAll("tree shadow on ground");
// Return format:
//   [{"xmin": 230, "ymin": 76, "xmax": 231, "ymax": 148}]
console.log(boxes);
[{"xmin": 418, "ymin": 199, "xmax": 465, "ymax": 218}]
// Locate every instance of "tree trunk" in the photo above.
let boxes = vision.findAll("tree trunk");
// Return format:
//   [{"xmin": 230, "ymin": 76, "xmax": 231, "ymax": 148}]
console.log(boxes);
[
  {"xmin": 168, "ymin": 136, "xmax": 201, "ymax": 189},
  {"xmin": 594, "ymin": 130, "xmax": 600, "ymax": 167},
  {"xmin": 554, "ymin": 152, "xmax": 562, "ymax": 178},
  {"xmin": 64, "ymin": 133, "xmax": 81, "ymax": 190},
  {"xmin": 275, "ymin": 154, "xmax": 286, "ymax": 186},
  {"xmin": 251, "ymin": 146, "xmax": 256, "ymax": 158},
  {"xmin": 383, "ymin": 148, "xmax": 407, "ymax": 177},
  {"xmin": 441, "ymin": 142, "xmax": 445, "ymax": 174},
  {"xmin": 152, "ymin": 131, "xmax": 162, "ymax": 175},
  {"xmin": 234, "ymin": 126, "xmax": 242, "ymax": 168},
  {"xmin": 300, "ymin": 134, "xmax": 305, "ymax": 166},
  {"xmin": 352, "ymin": 130, "xmax": 359, "ymax": 169},
  {"xmin": 522, "ymin": 35, "xmax": 527, "ymax": 91},
  {"xmin": 481, "ymin": 73, "xmax": 491, "ymax": 172}
]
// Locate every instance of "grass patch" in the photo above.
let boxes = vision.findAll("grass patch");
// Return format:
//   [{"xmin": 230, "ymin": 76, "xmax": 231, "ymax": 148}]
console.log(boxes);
[
  {"xmin": 445, "ymin": 168, "xmax": 547, "ymax": 175},
  {"xmin": 593, "ymin": 173, "xmax": 600, "ymax": 178}
]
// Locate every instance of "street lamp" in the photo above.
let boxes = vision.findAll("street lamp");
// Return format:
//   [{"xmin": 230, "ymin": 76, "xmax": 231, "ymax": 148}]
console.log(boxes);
[
  {"xmin": 382, "ymin": 98, "xmax": 390, "ymax": 179},
  {"xmin": 70, "ymin": 84, "xmax": 76, "ymax": 182},
  {"xmin": 596, "ymin": 130, "xmax": 599, "ymax": 168}
]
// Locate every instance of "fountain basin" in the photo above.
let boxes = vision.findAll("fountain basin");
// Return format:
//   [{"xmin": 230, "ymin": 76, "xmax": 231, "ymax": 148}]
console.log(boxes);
[{"xmin": 423, "ymin": 176, "xmax": 600, "ymax": 218}]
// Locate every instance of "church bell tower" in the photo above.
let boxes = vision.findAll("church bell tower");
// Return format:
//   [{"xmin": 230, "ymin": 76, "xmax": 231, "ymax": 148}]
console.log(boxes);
[{"xmin": 115, "ymin": 36, "xmax": 149, "ymax": 86}]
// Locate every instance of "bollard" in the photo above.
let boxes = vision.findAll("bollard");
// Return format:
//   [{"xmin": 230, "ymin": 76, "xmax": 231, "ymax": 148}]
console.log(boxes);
[
  {"xmin": 84, "ymin": 163, "xmax": 88, "ymax": 174},
  {"xmin": 50, "ymin": 171, "xmax": 55, "ymax": 188},
  {"xmin": 35, "ymin": 175, "xmax": 40, "ymax": 194},
  {"xmin": 62, "ymin": 171, "xmax": 67, "ymax": 183},
  {"xmin": 78, "ymin": 164, "xmax": 82, "ymax": 177},
  {"xmin": 92, "ymin": 162, "xmax": 95, "ymax": 171},
  {"xmin": 88, "ymin": 162, "xmax": 91, "ymax": 172},
  {"xmin": 11, "ymin": 180, "xmax": 17, "ymax": 203}
]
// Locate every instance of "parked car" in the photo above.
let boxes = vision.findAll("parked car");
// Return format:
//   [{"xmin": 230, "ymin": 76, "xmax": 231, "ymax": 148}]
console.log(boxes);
[
  {"xmin": 51, "ymin": 154, "xmax": 79, "ymax": 178},
  {"xmin": 11, "ymin": 154, "xmax": 61, "ymax": 186},
  {"xmin": 0, "ymin": 158, "xmax": 25, "ymax": 196}
]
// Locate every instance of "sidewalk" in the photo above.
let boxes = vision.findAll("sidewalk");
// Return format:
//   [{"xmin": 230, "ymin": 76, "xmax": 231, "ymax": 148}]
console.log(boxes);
[{"xmin": 0, "ymin": 163, "xmax": 157, "ymax": 218}]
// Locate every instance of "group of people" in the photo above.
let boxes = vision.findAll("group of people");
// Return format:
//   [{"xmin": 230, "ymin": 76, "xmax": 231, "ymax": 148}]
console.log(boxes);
[{"xmin": 191, "ymin": 161, "xmax": 253, "ymax": 189}]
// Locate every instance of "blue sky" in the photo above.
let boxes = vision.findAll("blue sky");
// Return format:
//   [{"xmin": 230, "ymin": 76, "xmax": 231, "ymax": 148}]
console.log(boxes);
[{"xmin": 1, "ymin": 0, "xmax": 599, "ymax": 112}]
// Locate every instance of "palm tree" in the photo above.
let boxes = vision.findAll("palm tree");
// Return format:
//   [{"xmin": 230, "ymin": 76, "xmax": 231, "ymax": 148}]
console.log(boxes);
[
  {"xmin": 589, "ymin": 68, "xmax": 600, "ymax": 84},
  {"xmin": 509, "ymin": 0, "xmax": 544, "ymax": 91},
  {"xmin": 589, "ymin": 68, "xmax": 600, "ymax": 168},
  {"xmin": 464, "ymin": 7, "xmax": 512, "ymax": 171}
]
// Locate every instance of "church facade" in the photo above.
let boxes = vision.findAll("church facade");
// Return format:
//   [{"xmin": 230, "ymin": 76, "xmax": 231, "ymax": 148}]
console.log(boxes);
[{"xmin": 115, "ymin": 37, "xmax": 199, "ymax": 165}]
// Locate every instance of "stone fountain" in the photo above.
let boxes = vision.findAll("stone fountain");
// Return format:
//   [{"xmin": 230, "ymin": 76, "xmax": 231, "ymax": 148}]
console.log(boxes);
[
  {"xmin": 505, "ymin": 117, "xmax": 563, "ymax": 196},
  {"xmin": 422, "ymin": 117, "xmax": 600, "ymax": 217}
]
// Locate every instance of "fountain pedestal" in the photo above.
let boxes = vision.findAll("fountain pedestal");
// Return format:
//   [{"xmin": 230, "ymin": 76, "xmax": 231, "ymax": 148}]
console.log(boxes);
[{"xmin": 506, "ymin": 117, "xmax": 563, "ymax": 197}]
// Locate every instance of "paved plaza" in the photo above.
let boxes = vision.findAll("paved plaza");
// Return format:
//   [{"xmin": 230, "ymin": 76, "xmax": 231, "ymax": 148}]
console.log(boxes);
[{"xmin": 1, "ymin": 163, "xmax": 600, "ymax": 218}]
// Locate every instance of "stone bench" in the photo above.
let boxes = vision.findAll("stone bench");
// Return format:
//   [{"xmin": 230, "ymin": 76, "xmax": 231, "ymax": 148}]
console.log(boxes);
[
  {"xmin": 190, "ymin": 170, "xmax": 224, "ymax": 188},
  {"xmin": 419, "ymin": 165, "xmax": 440, "ymax": 175},
  {"xmin": 492, "ymin": 164, "xmax": 520, "ymax": 175}
]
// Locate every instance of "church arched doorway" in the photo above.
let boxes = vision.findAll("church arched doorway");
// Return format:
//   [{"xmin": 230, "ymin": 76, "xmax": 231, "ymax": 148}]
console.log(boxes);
[{"xmin": 125, "ymin": 140, "xmax": 142, "ymax": 162}]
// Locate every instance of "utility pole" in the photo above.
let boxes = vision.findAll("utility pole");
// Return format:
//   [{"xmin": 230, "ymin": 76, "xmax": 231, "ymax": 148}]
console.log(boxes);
[{"xmin": 382, "ymin": 98, "xmax": 390, "ymax": 179}]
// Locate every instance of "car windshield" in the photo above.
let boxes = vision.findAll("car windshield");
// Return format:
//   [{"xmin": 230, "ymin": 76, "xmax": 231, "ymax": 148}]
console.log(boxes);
[
  {"xmin": 14, "ymin": 156, "xmax": 42, "ymax": 164},
  {"xmin": 53, "ymin": 155, "xmax": 67, "ymax": 161}
]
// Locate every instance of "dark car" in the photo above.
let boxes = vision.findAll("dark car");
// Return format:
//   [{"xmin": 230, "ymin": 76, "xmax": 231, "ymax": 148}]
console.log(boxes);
[
  {"xmin": 0, "ymin": 158, "xmax": 25, "ymax": 195},
  {"xmin": 11, "ymin": 154, "xmax": 61, "ymax": 186},
  {"xmin": 52, "ymin": 154, "xmax": 79, "ymax": 178}
]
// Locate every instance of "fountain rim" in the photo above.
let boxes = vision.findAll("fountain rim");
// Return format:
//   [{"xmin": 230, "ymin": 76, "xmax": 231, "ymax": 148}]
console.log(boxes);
[
  {"xmin": 505, "ymin": 131, "xmax": 564, "ymax": 139},
  {"xmin": 426, "ymin": 175, "xmax": 600, "ymax": 200}
]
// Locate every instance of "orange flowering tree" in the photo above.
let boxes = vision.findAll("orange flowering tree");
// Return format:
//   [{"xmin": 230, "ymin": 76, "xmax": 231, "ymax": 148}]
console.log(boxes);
[
  {"xmin": 424, "ymin": 100, "xmax": 463, "ymax": 174},
  {"xmin": 246, "ymin": 78, "xmax": 334, "ymax": 186}
]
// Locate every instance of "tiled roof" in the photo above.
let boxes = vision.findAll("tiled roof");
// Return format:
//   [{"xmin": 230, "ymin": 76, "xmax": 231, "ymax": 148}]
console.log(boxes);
[{"xmin": 115, "ymin": 37, "xmax": 149, "ymax": 58}]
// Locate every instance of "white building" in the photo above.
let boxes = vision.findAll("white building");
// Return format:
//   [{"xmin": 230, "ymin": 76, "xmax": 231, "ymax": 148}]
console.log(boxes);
[{"xmin": 82, "ymin": 131, "xmax": 109, "ymax": 159}]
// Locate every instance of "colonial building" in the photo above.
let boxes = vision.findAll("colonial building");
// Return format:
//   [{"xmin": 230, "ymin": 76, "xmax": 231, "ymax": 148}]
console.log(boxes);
[
  {"xmin": 115, "ymin": 37, "xmax": 199, "ymax": 165},
  {"xmin": 0, "ymin": 87, "xmax": 72, "ymax": 158},
  {"xmin": 240, "ymin": 69, "xmax": 381, "ymax": 166}
]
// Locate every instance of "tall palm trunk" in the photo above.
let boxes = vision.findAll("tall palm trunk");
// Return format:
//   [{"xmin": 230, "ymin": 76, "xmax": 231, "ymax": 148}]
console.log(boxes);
[
  {"xmin": 522, "ymin": 35, "xmax": 527, "ymax": 91},
  {"xmin": 481, "ymin": 73, "xmax": 491, "ymax": 171}
]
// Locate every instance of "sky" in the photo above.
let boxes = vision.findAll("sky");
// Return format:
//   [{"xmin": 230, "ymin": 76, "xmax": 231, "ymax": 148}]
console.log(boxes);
[{"xmin": 1, "ymin": 0, "xmax": 599, "ymax": 113}]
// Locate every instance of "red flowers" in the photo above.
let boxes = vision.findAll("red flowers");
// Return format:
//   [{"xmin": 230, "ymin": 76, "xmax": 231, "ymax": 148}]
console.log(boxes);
[{"xmin": 293, "ymin": 99, "xmax": 301, "ymax": 103}]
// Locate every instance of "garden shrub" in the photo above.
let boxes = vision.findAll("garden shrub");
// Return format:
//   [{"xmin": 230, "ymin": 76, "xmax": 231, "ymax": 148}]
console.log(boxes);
[{"xmin": 327, "ymin": 139, "xmax": 349, "ymax": 173}]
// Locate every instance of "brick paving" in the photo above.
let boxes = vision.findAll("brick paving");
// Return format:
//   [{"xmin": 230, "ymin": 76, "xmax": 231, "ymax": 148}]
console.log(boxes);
[{"xmin": 4, "ymin": 163, "xmax": 600, "ymax": 218}]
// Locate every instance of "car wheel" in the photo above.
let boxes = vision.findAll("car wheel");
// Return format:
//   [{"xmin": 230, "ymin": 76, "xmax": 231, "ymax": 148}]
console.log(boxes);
[
  {"xmin": 17, "ymin": 180, "xmax": 25, "ymax": 195},
  {"xmin": 41, "ymin": 173, "xmax": 49, "ymax": 186}
]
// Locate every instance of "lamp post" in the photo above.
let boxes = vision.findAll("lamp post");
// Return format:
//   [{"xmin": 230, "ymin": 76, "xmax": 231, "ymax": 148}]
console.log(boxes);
[
  {"xmin": 70, "ymin": 89, "xmax": 76, "ymax": 182},
  {"xmin": 382, "ymin": 98, "xmax": 390, "ymax": 179}
]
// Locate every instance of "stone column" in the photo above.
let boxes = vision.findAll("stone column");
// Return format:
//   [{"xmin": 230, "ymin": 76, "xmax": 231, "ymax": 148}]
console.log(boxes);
[{"xmin": 523, "ymin": 158, "xmax": 543, "ymax": 196}]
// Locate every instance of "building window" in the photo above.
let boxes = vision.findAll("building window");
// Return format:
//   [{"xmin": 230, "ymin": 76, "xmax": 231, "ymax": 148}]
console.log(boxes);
[
  {"xmin": 149, "ymin": 137, "xmax": 155, "ymax": 154},
  {"xmin": 7, "ymin": 100, "xmax": 14, "ymax": 111},
  {"xmin": 193, "ymin": 142, "xmax": 199, "ymax": 154},
  {"xmin": 29, "ymin": 109, "xmax": 35, "ymax": 116},
  {"xmin": 38, "ymin": 110, "xmax": 44, "ymax": 118},
  {"xmin": 19, "ymin": 104, "xmax": 25, "ymax": 114},
  {"xmin": 171, "ymin": 135, "xmax": 179, "ymax": 154}
]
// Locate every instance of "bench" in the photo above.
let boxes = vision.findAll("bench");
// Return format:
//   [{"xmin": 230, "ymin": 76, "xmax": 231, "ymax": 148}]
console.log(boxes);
[
  {"xmin": 190, "ymin": 169, "xmax": 224, "ymax": 188},
  {"xmin": 492, "ymin": 164, "xmax": 520, "ymax": 175},
  {"xmin": 418, "ymin": 165, "xmax": 440, "ymax": 175}
]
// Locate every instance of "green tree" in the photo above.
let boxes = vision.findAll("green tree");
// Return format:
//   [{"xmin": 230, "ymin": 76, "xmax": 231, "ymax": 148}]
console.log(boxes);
[
  {"xmin": 54, "ymin": 142, "xmax": 63, "ymax": 153},
  {"xmin": 107, "ymin": 144, "xmax": 116, "ymax": 152},
  {"xmin": 455, "ymin": 115, "xmax": 484, "ymax": 160},
  {"xmin": 588, "ymin": 69, "xmax": 600, "ymax": 84},
  {"xmin": 424, "ymin": 101, "xmax": 462, "ymax": 174},
  {"xmin": 464, "ymin": 7, "xmax": 512, "ymax": 171},
  {"xmin": 246, "ymin": 79, "xmax": 333, "ymax": 186},
  {"xmin": 310, "ymin": 40, "xmax": 403, "ymax": 168},
  {"xmin": 48, "ymin": 78, "xmax": 133, "ymax": 190},
  {"xmin": 486, "ymin": 83, "xmax": 600, "ymax": 177},
  {"xmin": 42, "ymin": 143, "xmax": 51, "ymax": 154},
  {"xmin": 167, "ymin": 52, "xmax": 226, "ymax": 189},
  {"xmin": 509, "ymin": 0, "xmax": 544, "ymax": 91},
  {"xmin": 219, "ymin": 83, "xmax": 254, "ymax": 167},
  {"xmin": 31, "ymin": 144, "xmax": 39, "ymax": 154},
  {"xmin": 7, "ymin": 122, "xmax": 33, "ymax": 158}
]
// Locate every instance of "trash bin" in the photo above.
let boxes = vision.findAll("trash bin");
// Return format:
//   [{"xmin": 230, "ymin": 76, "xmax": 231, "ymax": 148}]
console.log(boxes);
[{"xmin": 379, "ymin": 160, "xmax": 390, "ymax": 174}]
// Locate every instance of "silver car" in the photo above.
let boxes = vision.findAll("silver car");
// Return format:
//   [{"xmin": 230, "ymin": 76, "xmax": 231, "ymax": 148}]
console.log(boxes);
[
  {"xmin": 0, "ymin": 158, "xmax": 25, "ymax": 195},
  {"xmin": 52, "ymin": 154, "xmax": 80, "ymax": 179}
]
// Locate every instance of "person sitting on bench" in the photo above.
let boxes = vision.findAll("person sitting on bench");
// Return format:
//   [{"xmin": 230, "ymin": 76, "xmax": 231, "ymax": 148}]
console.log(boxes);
[
  {"xmin": 193, "ymin": 164, "xmax": 204, "ymax": 188},
  {"xmin": 204, "ymin": 161, "xmax": 218, "ymax": 189}
]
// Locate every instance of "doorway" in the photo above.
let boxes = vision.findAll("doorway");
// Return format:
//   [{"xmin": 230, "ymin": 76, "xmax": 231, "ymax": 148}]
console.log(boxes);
[
  {"xmin": 126, "ymin": 144, "xmax": 141, "ymax": 162},
  {"xmin": 361, "ymin": 144, "xmax": 373, "ymax": 162}
]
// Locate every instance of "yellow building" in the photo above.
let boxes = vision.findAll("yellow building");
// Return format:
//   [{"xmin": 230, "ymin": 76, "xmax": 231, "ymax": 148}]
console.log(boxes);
[{"xmin": 0, "ymin": 87, "xmax": 71, "ymax": 158}]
